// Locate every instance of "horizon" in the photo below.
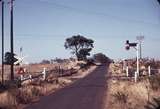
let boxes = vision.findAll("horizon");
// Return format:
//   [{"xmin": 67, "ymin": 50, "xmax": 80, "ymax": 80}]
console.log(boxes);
[{"xmin": 0, "ymin": 0, "xmax": 160, "ymax": 63}]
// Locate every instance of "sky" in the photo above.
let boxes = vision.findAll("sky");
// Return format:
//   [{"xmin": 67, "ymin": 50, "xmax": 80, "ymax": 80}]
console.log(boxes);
[{"xmin": 0, "ymin": 0, "xmax": 160, "ymax": 63}]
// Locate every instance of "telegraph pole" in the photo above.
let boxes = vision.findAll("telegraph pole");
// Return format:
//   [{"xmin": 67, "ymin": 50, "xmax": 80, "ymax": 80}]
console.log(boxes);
[
  {"xmin": 1, "ymin": 0, "xmax": 4, "ymax": 84},
  {"xmin": 136, "ymin": 36, "xmax": 144, "ymax": 60},
  {"xmin": 10, "ymin": 0, "xmax": 14, "ymax": 80}
]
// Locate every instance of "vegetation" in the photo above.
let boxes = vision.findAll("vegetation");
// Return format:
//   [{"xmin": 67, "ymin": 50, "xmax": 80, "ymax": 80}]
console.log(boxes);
[
  {"xmin": 93, "ymin": 53, "xmax": 112, "ymax": 63},
  {"xmin": 158, "ymin": 0, "xmax": 160, "ymax": 5},
  {"xmin": 0, "ymin": 58, "xmax": 96, "ymax": 109},
  {"xmin": 4, "ymin": 52, "xmax": 18, "ymax": 65},
  {"xmin": 107, "ymin": 60, "xmax": 160, "ymax": 109},
  {"xmin": 148, "ymin": 75, "xmax": 160, "ymax": 91},
  {"xmin": 112, "ymin": 91, "xmax": 128, "ymax": 104},
  {"xmin": 64, "ymin": 35, "xmax": 94, "ymax": 61},
  {"xmin": 40, "ymin": 60, "xmax": 51, "ymax": 64},
  {"xmin": 145, "ymin": 97, "xmax": 160, "ymax": 109}
]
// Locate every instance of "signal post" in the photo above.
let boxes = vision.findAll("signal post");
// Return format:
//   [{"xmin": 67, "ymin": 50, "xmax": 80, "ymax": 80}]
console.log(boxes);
[{"xmin": 125, "ymin": 40, "xmax": 139, "ymax": 82}]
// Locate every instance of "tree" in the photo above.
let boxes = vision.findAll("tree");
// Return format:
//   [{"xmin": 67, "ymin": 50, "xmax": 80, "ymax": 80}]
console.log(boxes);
[
  {"xmin": 64, "ymin": 35, "xmax": 94, "ymax": 61},
  {"xmin": 4, "ymin": 52, "xmax": 18, "ymax": 65},
  {"xmin": 93, "ymin": 53, "xmax": 111, "ymax": 63},
  {"xmin": 158, "ymin": 0, "xmax": 160, "ymax": 5},
  {"xmin": 40, "ymin": 59, "xmax": 50, "ymax": 64}
]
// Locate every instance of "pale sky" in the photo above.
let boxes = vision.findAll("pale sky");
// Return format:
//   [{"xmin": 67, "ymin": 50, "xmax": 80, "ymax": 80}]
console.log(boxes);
[{"xmin": 0, "ymin": 0, "xmax": 160, "ymax": 62}]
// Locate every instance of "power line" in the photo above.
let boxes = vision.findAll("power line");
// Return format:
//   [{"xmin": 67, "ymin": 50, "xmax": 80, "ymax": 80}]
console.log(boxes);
[
  {"xmin": 1, "ymin": 33, "xmax": 159, "ymax": 42},
  {"xmin": 21, "ymin": 0, "xmax": 160, "ymax": 27}
]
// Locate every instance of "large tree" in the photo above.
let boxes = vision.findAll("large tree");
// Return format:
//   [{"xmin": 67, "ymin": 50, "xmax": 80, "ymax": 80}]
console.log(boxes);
[
  {"xmin": 4, "ymin": 52, "xmax": 18, "ymax": 65},
  {"xmin": 158, "ymin": 0, "xmax": 160, "ymax": 5},
  {"xmin": 64, "ymin": 35, "xmax": 94, "ymax": 61}
]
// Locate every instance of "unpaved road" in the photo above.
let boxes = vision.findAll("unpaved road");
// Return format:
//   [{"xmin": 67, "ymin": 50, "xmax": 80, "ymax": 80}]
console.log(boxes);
[{"xmin": 25, "ymin": 65, "xmax": 109, "ymax": 109}]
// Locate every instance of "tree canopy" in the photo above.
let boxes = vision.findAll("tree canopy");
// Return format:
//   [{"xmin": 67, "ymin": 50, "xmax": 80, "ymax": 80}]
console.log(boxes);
[
  {"xmin": 4, "ymin": 52, "xmax": 18, "ymax": 65},
  {"xmin": 158, "ymin": 0, "xmax": 160, "ymax": 5},
  {"xmin": 93, "ymin": 53, "xmax": 112, "ymax": 64},
  {"xmin": 64, "ymin": 35, "xmax": 94, "ymax": 61}
]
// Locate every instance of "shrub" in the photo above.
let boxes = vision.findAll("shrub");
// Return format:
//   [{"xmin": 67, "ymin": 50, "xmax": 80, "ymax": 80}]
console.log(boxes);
[
  {"xmin": 13, "ymin": 89, "xmax": 32, "ymax": 104},
  {"xmin": 112, "ymin": 91, "xmax": 128, "ymax": 104},
  {"xmin": 31, "ymin": 87, "xmax": 43, "ymax": 97},
  {"xmin": 149, "ymin": 75, "xmax": 160, "ymax": 91},
  {"xmin": 144, "ymin": 97, "xmax": 160, "ymax": 109},
  {"xmin": 0, "ymin": 91, "xmax": 17, "ymax": 109},
  {"xmin": 93, "ymin": 53, "xmax": 111, "ymax": 63}
]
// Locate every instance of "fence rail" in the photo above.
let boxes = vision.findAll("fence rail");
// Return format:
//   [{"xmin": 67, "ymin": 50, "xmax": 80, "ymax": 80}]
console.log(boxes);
[
  {"xmin": 18, "ymin": 67, "xmax": 78, "ymax": 84},
  {"xmin": 124, "ymin": 66, "xmax": 160, "ymax": 82}
]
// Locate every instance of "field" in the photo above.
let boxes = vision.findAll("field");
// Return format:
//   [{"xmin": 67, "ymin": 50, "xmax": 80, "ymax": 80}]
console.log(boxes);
[
  {"xmin": 105, "ymin": 60, "xmax": 160, "ymax": 109},
  {"xmin": 0, "ymin": 60, "xmax": 97, "ymax": 109}
]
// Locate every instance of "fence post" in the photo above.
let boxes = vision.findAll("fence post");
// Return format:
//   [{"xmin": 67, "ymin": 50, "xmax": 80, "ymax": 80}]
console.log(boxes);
[
  {"xmin": 42, "ymin": 67, "xmax": 46, "ymax": 80},
  {"xmin": 29, "ymin": 75, "xmax": 32, "ymax": 82},
  {"xmin": 135, "ymin": 71, "xmax": 137, "ymax": 82},
  {"xmin": 126, "ymin": 66, "xmax": 129, "ymax": 77},
  {"xmin": 148, "ymin": 66, "xmax": 151, "ymax": 77},
  {"xmin": 20, "ymin": 75, "xmax": 23, "ymax": 81}
]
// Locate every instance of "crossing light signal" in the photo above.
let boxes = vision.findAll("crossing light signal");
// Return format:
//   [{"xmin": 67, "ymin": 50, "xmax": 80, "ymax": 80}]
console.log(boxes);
[
  {"xmin": 126, "ymin": 40, "xmax": 129, "ymax": 44},
  {"xmin": 125, "ymin": 45, "xmax": 130, "ymax": 50},
  {"xmin": 125, "ymin": 40, "xmax": 137, "ymax": 50},
  {"xmin": 125, "ymin": 40, "xmax": 130, "ymax": 50}
]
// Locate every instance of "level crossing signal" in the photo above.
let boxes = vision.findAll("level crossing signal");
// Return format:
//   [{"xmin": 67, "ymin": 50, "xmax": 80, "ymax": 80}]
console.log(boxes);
[{"xmin": 125, "ymin": 40, "xmax": 137, "ymax": 50}]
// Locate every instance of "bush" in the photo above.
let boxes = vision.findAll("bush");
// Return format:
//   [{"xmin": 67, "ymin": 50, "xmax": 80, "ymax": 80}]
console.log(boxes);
[
  {"xmin": 31, "ymin": 87, "xmax": 43, "ymax": 97},
  {"xmin": 15, "ymin": 90, "xmax": 32, "ymax": 104},
  {"xmin": 149, "ymin": 75, "xmax": 160, "ymax": 91},
  {"xmin": 93, "ymin": 53, "xmax": 111, "ymax": 64},
  {"xmin": 77, "ymin": 63, "xmax": 86, "ymax": 69},
  {"xmin": 145, "ymin": 97, "xmax": 160, "ymax": 109},
  {"xmin": 112, "ymin": 91, "xmax": 128, "ymax": 104},
  {"xmin": 0, "ymin": 91, "xmax": 17, "ymax": 109},
  {"xmin": 3, "ymin": 80, "xmax": 22, "ymax": 90}
]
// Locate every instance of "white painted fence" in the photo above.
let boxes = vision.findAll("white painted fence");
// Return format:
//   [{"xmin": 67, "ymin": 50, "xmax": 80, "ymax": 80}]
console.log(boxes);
[
  {"xmin": 125, "ymin": 66, "xmax": 160, "ymax": 82},
  {"xmin": 20, "ymin": 67, "xmax": 47, "ymax": 82}
]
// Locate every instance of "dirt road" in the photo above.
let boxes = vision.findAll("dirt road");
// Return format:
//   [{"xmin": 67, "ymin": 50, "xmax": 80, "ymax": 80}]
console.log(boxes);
[{"xmin": 25, "ymin": 65, "xmax": 109, "ymax": 109}]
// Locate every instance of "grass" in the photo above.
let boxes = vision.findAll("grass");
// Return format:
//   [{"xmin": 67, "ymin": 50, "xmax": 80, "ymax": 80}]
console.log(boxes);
[
  {"xmin": 0, "ymin": 82, "xmax": 61, "ymax": 109},
  {"xmin": 106, "ymin": 62, "xmax": 160, "ymax": 109},
  {"xmin": 144, "ymin": 97, "xmax": 160, "ymax": 109},
  {"xmin": 148, "ymin": 75, "xmax": 160, "ymax": 91},
  {"xmin": 112, "ymin": 91, "xmax": 128, "ymax": 104},
  {"xmin": 0, "ymin": 62, "xmax": 95, "ymax": 109}
]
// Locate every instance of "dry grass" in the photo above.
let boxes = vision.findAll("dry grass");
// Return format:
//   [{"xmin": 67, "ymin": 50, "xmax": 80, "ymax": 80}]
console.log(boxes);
[
  {"xmin": 0, "ymin": 63, "xmax": 96, "ymax": 109},
  {"xmin": 105, "ymin": 63, "xmax": 160, "ymax": 109},
  {"xmin": 0, "ymin": 91, "xmax": 17, "ymax": 109},
  {"xmin": 0, "ymin": 82, "xmax": 61, "ymax": 109}
]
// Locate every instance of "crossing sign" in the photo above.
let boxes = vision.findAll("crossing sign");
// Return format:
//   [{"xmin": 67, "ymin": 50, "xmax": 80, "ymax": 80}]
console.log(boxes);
[{"xmin": 125, "ymin": 40, "xmax": 137, "ymax": 50}]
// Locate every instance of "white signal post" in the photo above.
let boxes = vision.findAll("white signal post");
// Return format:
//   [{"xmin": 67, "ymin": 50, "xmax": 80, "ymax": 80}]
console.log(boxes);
[
  {"xmin": 125, "ymin": 40, "xmax": 140, "ymax": 82},
  {"xmin": 136, "ymin": 43, "xmax": 139, "ymax": 77},
  {"xmin": 135, "ymin": 43, "xmax": 139, "ymax": 82}
]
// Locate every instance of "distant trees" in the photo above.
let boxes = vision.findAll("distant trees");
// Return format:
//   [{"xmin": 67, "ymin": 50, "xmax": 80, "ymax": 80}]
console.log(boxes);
[
  {"xmin": 64, "ymin": 35, "xmax": 94, "ymax": 61},
  {"xmin": 40, "ymin": 60, "xmax": 50, "ymax": 64},
  {"xmin": 93, "ymin": 53, "xmax": 111, "ymax": 63}
]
